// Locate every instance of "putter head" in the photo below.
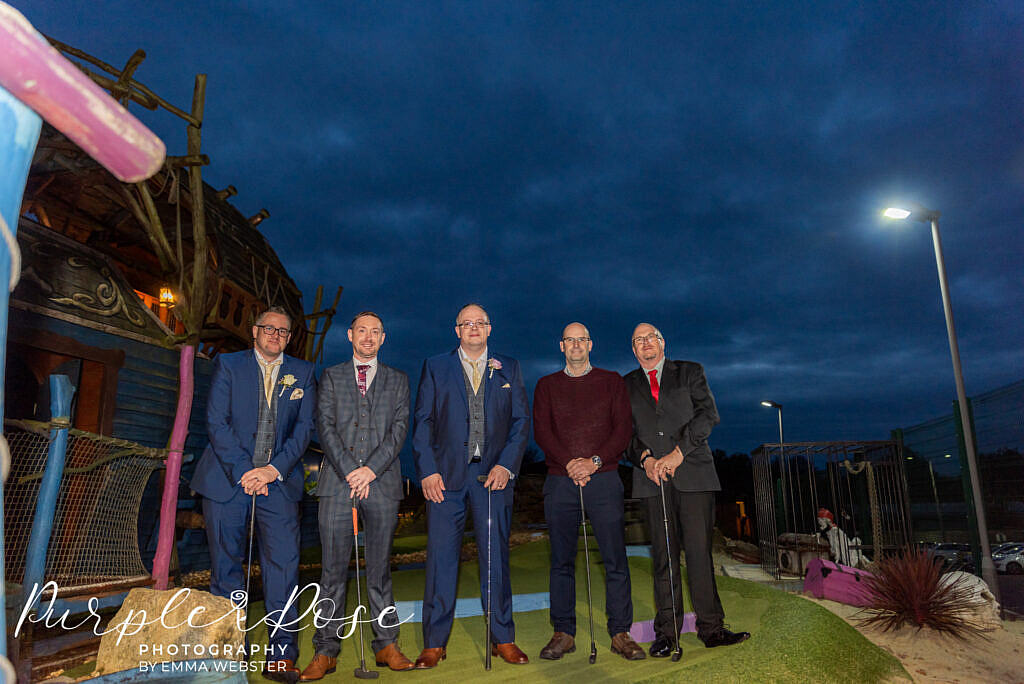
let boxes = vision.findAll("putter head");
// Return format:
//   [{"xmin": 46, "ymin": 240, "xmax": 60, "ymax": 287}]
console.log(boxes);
[
  {"xmin": 671, "ymin": 647, "xmax": 682, "ymax": 662},
  {"xmin": 589, "ymin": 647, "xmax": 597, "ymax": 664},
  {"xmin": 354, "ymin": 667, "xmax": 379, "ymax": 679}
]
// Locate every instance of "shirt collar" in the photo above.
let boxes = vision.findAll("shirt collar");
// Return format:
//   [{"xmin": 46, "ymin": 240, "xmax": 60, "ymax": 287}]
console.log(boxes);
[
  {"xmin": 564, "ymin": 363, "xmax": 592, "ymax": 377},
  {"xmin": 641, "ymin": 357, "xmax": 665, "ymax": 377},
  {"xmin": 353, "ymin": 356, "xmax": 378, "ymax": 369},
  {"xmin": 458, "ymin": 346, "xmax": 488, "ymax": 365},
  {"xmin": 254, "ymin": 349, "xmax": 284, "ymax": 366}
]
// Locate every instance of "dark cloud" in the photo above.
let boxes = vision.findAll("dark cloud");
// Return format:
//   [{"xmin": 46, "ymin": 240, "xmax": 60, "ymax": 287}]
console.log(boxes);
[{"xmin": 21, "ymin": 0, "xmax": 1024, "ymax": 453}]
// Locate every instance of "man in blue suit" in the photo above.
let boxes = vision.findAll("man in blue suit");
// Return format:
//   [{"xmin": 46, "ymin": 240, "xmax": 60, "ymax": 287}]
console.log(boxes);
[
  {"xmin": 191, "ymin": 306, "xmax": 317, "ymax": 682},
  {"xmin": 411, "ymin": 303, "xmax": 531, "ymax": 669}
]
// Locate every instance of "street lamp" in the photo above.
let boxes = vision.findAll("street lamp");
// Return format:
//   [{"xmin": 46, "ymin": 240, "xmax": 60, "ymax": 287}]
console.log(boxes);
[
  {"xmin": 761, "ymin": 401, "xmax": 794, "ymax": 532},
  {"xmin": 883, "ymin": 203, "xmax": 998, "ymax": 596}
]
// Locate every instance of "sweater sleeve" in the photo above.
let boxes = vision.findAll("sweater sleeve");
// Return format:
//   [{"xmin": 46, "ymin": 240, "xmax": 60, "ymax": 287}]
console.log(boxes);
[
  {"xmin": 532, "ymin": 376, "xmax": 574, "ymax": 470},
  {"xmin": 596, "ymin": 373, "xmax": 634, "ymax": 465}
]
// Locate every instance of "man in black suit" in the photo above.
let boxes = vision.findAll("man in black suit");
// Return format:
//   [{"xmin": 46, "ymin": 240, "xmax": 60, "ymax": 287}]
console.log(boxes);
[{"xmin": 624, "ymin": 323, "xmax": 750, "ymax": 658}]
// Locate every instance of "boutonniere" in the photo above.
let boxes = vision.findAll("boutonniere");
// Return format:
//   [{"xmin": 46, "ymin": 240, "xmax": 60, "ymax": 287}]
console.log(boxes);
[
  {"xmin": 278, "ymin": 373, "xmax": 297, "ymax": 397},
  {"xmin": 487, "ymin": 358, "xmax": 502, "ymax": 379}
]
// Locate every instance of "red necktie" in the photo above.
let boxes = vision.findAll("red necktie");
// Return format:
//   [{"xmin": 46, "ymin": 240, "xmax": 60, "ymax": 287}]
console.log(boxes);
[
  {"xmin": 357, "ymin": 364, "xmax": 369, "ymax": 396},
  {"xmin": 648, "ymin": 369, "xmax": 659, "ymax": 402}
]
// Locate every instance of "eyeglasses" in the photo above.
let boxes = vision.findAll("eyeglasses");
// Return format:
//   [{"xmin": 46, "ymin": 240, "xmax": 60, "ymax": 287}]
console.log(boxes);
[
  {"xmin": 562, "ymin": 336, "xmax": 590, "ymax": 344},
  {"xmin": 457, "ymin": 320, "xmax": 490, "ymax": 329},
  {"xmin": 258, "ymin": 325, "xmax": 292, "ymax": 337},
  {"xmin": 632, "ymin": 333, "xmax": 661, "ymax": 346}
]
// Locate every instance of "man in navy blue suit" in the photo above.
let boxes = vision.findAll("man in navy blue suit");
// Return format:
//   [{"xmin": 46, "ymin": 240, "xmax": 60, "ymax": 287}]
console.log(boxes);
[
  {"xmin": 411, "ymin": 303, "xmax": 531, "ymax": 669},
  {"xmin": 191, "ymin": 306, "xmax": 317, "ymax": 682}
]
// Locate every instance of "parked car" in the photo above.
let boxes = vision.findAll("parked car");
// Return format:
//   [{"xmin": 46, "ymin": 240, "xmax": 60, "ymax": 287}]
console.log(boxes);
[
  {"xmin": 993, "ymin": 544, "xmax": 1024, "ymax": 574},
  {"xmin": 991, "ymin": 541, "xmax": 1022, "ymax": 557},
  {"xmin": 930, "ymin": 542, "xmax": 971, "ymax": 567}
]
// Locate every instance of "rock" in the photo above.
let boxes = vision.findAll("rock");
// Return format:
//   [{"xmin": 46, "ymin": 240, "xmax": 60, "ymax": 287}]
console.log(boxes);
[
  {"xmin": 939, "ymin": 571, "xmax": 1002, "ymax": 631},
  {"xmin": 93, "ymin": 588, "xmax": 246, "ymax": 675}
]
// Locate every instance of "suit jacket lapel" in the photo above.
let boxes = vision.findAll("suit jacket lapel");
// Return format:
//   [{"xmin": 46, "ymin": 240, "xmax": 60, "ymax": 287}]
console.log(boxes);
[
  {"xmin": 632, "ymin": 368, "xmax": 657, "ymax": 411},
  {"xmin": 450, "ymin": 349, "xmax": 469, "ymax": 414},
  {"xmin": 246, "ymin": 352, "xmax": 262, "ymax": 421},
  {"xmin": 275, "ymin": 356, "xmax": 292, "ymax": 420},
  {"xmin": 367, "ymin": 363, "xmax": 383, "ymax": 403}
]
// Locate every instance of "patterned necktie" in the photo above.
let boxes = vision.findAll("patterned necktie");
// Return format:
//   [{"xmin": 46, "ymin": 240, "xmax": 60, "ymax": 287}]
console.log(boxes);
[
  {"xmin": 260, "ymin": 357, "xmax": 282, "ymax": 406},
  {"xmin": 471, "ymin": 360, "xmax": 481, "ymax": 394},
  {"xmin": 648, "ymin": 369, "xmax": 660, "ymax": 402},
  {"xmin": 357, "ymin": 364, "xmax": 370, "ymax": 396}
]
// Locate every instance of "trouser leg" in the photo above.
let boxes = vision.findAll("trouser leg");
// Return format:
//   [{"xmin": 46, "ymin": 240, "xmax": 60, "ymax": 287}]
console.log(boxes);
[
  {"xmin": 544, "ymin": 475, "xmax": 580, "ymax": 636},
  {"xmin": 584, "ymin": 472, "xmax": 633, "ymax": 636},
  {"xmin": 678, "ymin": 491, "xmax": 724, "ymax": 639}
]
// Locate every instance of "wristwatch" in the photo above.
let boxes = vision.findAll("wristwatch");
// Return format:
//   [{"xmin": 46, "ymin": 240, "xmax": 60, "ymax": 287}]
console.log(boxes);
[{"xmin": 591, "ymin": 455, "xmax": 603, "ymax": 470}]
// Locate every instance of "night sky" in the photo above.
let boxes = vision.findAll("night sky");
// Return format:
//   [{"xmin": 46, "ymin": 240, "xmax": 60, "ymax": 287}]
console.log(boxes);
[{"xmin": 18, "ymin": 1, "xmax": 1024, "ymax": 457}]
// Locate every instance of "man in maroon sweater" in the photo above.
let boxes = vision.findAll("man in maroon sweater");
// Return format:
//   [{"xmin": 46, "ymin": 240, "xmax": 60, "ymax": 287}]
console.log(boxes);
[{"xmin": 533, "ymin": 322, "xmax": 645, "ymax": 662}]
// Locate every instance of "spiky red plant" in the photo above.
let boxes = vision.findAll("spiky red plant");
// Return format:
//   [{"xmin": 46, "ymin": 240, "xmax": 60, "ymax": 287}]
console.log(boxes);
[{"xmin": 857, "ymin": 547, "xmax": 989, "ymax": 639}]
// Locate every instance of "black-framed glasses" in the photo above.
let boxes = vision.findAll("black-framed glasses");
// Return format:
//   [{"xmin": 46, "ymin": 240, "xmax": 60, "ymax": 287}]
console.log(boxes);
[
  {"xmin": 458, "ymin": 320, "xmax": 490, "ymax": 329},
  {"xmin": 258, "ymin": 325, "xmax": 291, "ymax": 337},
  {"xmin": 562, "ymin": 336, "xmax": 590, "ymax": 344},
  {"xmin": 632, "ymin": 333, "xmax": 661, "ymax": 345}
]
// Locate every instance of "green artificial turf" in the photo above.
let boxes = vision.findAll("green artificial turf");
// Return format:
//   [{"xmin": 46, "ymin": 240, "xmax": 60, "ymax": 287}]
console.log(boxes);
[
  {"xmin": 241, "ymin": 538, "xmax": 908, "ymax": 683},
  {"xmin": 60, "ymin": 537, "xmax": 907, "ymax": 682}
]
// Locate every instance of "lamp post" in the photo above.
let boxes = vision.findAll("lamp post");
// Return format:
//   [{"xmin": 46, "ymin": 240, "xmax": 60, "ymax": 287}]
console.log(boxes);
[
  {"xmin": 883, "ymin": 204, "xmax": 998, "ymax": 597},
  {"xmin": 761, "ymin": 401, "xmax": 794, "ymax": 532}
]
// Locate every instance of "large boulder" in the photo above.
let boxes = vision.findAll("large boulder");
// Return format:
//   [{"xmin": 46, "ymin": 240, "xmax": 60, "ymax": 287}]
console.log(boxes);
[{"xmin": 93, "ymin": 588, "xmax": 246, "ymax": 675}]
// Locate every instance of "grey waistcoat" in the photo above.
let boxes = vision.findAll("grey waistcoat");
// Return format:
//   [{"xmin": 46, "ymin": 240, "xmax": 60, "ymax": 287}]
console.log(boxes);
[
  {"xmin": 353, "ymin": 384, "xmax": 373, "ymax": 466},
  {"xmin": 253, "ymin": 373, "xmax": 278, "ymax": 467},
  {"xmin": 463, "ymin": 366, "xmax": 486, "ymax": 462}
]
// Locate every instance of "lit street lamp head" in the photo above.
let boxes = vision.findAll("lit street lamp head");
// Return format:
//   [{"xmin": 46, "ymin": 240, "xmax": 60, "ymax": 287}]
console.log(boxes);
[
  {"xmin": 760, "ymin": 400, "xmax": 781, "ymax": 409},
  {"xmin": 882, "ymin": 204, "xmax": 940, "ymax": 223}
]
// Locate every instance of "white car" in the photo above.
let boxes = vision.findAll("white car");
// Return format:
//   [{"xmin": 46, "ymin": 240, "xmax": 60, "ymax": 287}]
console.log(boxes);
[{"xmin": 993, "ymin": 544, "xmax": 1024, "ymax": 574}]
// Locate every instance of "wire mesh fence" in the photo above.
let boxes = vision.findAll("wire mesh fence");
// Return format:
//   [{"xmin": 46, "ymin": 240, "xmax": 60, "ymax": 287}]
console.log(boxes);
[
  {"xmin": 3, "ymin": 419, "xmax": 166, "ymax": 588},
  {"xmin": 900, "ymin": 378, "xmax": 1024, "ymax": 544}
]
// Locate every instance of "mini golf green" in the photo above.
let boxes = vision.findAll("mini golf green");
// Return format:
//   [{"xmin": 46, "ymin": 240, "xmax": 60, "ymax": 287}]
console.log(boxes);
[{"xmin": 240, "ymin": 538, "xmax": 907, "ymax": 683}]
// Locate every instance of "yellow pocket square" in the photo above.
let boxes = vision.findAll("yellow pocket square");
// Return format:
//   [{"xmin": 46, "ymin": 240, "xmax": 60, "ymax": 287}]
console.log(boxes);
[
  {"xmin": 502, "ymin": 383, "xmax": 511, "ymax": 389},
  {"xmin": 290, "ymin": 388, "xmax": 304, "ymax": 400}
]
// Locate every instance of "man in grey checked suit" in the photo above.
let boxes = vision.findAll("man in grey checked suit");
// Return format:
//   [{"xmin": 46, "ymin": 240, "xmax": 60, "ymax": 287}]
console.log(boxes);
[{"xmin": 300, "ymin": 311, "xmax": 415, "ymax": 680}]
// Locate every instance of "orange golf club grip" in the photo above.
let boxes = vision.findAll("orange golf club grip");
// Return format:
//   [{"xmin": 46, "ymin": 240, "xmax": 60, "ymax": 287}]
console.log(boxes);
[{"xmin": 352, "ymin": 507, "xmax": 359, "ymax": 535}]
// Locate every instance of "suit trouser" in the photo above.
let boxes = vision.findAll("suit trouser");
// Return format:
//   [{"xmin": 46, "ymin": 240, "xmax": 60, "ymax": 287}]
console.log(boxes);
[
  {"xmin": 643, "ymin": 488, "xmax": 724, "ymax": 641},
  {"xmin": 203, "ymin": 486, "xmax": 300, "ymax": 662},
  {"xmin": 545, "ymin": 471, "xmax": 633, "ymax": 636},
  {"xmin": 312, "ymin": 484, "xmax": 401, "ymax": 655},
  {"xmin": 422, "ymin": 460, "xmax": 514, "ymax": 647}
]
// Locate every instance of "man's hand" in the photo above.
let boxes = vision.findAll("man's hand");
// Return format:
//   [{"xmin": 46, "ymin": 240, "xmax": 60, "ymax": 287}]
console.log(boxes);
[
  {"xmin": 566, "ymin": 457, "xmax": 597, "ymax": 486},
  {"xmin": 346, "ymin": 466, "xmax": 377, "ymax": 492},
  {"xmin": 350, "ymin": 482, "xmax": 371, "ymax": 501},
  {"xmin": 422, "ymin": 473, "xmax": 445, "ymax": 503},
  {"xmin": 642, "ymin": 450, "xmax": 660, "ymax": 484},
  {"xmin": 654, "ymin": 446, "xmax": 684, "ymax": 482},
  {"xmin": 240, "ymin": 466, "xmax": 277, "ymax": 495},
  {"xmin": 483, "ymin": 465, "xmax": 511, "ymax": 491}
]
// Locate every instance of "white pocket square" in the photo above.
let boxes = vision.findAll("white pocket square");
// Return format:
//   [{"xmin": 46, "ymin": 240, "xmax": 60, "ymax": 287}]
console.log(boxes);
[
  {"xmin": 502, "ymin": 383, "xmax": 511, "ymax": 389},
  {"xmin": 290, "ymin": 388, "xmax": 304, "ymax": 400}
]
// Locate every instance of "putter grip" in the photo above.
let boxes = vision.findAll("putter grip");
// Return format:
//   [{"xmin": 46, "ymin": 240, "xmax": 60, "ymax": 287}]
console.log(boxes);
[{"xmin": 351, "ymin": 507, "xmax": 358, "ymax": 535}]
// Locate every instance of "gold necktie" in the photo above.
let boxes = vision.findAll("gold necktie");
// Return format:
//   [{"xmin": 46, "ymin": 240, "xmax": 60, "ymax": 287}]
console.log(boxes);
[
  {"xmin": 262, "ymin": 358, "xmax": 282, "ymax": 406},
  {"xmin": 471, "ymin": 360, "xmax": 481, "ymax": 394}
]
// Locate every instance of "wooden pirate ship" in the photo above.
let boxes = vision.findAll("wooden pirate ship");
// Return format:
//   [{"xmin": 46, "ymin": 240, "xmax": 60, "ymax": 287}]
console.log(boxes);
[{"xmin": 3, "ymin": 33, "xmax": 339, "ymax": 678}]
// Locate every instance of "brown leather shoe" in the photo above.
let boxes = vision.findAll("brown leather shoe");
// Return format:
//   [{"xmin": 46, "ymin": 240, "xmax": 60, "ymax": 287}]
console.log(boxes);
[
  {"xmin": 491, "ymin": 642, "xmax": 529, "ymax": 664},
  {"xmin": 375, "ymin": 642, "xmax": 415, "ymax": 671},
  {"xmin": 263, "ymin": 658, "xmax": 301, "ymax": 683},
  {"xmin": 298, "ymin": 654, "xmax": 336, "ymax": 681},
  {"xmin": 539, "ymin": 632, "xmax": 576, "ymax": 660},
  {"xmin": 414, "ymin": 647, "xmax": 446, "ymax": 669},
  {"xmin": 610, "ymin": 632, "xmax": 646, "ymax": 660}
]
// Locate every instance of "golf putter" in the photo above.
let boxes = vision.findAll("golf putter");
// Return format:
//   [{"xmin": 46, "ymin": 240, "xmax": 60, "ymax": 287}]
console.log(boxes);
[
  {"xmin": 351, "ymin": 504, "xmax": 379, "ymax": 679},
  {"xmin": 477, "ymin": 474, "xmax": 492, "ymax": 671},
  {"xmin": 659, "ymin": 480, "xmax": 683, "ymax": 662},
  {"xmin": 244, "ymin": 493, "xmax": 256, "ymax": 602},
  {"xmin": 578, "ymin": 485, "xmax": 597, "ymax": 664}
]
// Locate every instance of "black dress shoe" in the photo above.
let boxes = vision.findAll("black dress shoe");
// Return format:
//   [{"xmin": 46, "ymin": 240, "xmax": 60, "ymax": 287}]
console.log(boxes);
[
  {"xmin": 648, "ymin": 635, "xmax": 673, "ymax": 658},
  {"xmin": 702, "ymin": 628, "xmax": 751, "ymax": 648}
]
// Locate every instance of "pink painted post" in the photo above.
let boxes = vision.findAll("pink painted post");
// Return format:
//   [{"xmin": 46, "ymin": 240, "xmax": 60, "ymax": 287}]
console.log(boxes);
[
  {"xmin": 0, "ymin": 3, "xmax": 165, "ymax": 182},
  {"xmin": 152, "ymin": 344, "xmax": 196, "ymax": 589}
]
